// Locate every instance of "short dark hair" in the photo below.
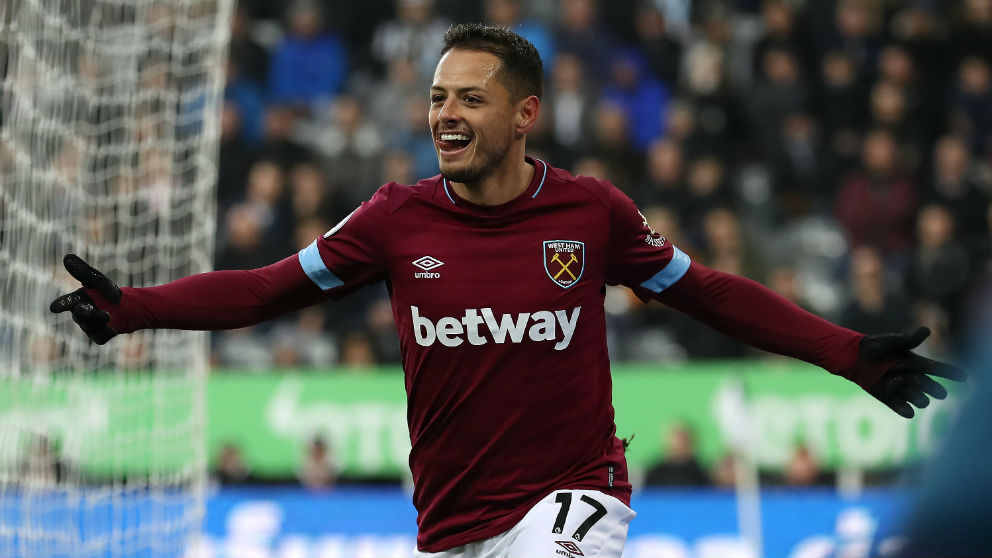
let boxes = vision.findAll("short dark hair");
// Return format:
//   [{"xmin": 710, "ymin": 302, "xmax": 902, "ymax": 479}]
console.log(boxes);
[{"xmin": 440, "ymin": 23, "xmax": 544, "ymax": 101}]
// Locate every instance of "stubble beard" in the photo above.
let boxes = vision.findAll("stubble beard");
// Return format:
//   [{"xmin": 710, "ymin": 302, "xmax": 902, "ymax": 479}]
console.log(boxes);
[{"xmin": 439, "ymin": 134, "xmax": 512, "ymax": 184}]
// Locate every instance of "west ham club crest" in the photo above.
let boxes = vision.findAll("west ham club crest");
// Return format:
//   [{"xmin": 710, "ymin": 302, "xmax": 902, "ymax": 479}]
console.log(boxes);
[{"xmin": 543, "ymin": 240, "xmax": 585, "ymax": 289}]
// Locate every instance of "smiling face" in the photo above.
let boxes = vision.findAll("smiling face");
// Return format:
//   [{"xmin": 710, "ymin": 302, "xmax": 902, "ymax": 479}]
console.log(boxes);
[{"xmin": 429, "ymin": 49, "xmax": 523, "ymax": 184}]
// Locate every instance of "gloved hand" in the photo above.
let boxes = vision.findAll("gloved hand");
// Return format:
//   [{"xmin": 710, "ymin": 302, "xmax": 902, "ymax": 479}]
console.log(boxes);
[
  {"xmin": 862, "ymin": 327, "xmax": 966, "ymax": 418},
  {"xmin": 49, "ymin": 254, "xmax": 122, "ymax": 345}
]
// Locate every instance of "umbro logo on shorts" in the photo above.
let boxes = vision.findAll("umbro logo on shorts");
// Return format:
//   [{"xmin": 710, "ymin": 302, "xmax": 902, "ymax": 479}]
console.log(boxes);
[{"xmin": 555, "ymin": 540, "xmax": 584, "ymax": 557}]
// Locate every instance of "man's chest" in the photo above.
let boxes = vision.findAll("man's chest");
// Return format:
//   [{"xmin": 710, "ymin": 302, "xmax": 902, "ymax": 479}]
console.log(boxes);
[{"xmin": 385, "ymin": 212, "xmax": 608, "ymax": 313}]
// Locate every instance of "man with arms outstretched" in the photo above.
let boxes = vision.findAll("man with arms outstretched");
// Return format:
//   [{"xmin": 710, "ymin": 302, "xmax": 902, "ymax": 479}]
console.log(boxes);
[{"xmin": 52, "ymin": 24, "xmax": 963, "ymax": 558}]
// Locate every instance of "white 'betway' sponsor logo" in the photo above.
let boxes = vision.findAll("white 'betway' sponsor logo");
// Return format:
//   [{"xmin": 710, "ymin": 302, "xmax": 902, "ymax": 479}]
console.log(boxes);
[{"xmin": 411, "ymin": 306, "xmax": 581, "ymax": 350}]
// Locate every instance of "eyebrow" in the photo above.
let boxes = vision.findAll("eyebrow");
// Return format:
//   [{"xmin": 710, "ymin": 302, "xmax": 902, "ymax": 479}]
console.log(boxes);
[{"xmin": 430, "ymin": 86, "xmax": 488, "ymax": 95}]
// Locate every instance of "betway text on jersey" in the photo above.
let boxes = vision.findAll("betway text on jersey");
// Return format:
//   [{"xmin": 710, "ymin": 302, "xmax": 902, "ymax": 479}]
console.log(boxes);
[{"xmin": 411, "ymin": 306, "xmax": 581, "ymax": 350}]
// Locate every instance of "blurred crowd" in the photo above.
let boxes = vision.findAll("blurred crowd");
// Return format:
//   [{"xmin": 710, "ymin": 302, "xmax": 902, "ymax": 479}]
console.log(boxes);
[
  {"xmin": 212, "ymin": 0, "xmax": 992, "ymax": 370},
  {"xmin": 209, "ymin": 422, "xmax": 895, "ymax": 490}
]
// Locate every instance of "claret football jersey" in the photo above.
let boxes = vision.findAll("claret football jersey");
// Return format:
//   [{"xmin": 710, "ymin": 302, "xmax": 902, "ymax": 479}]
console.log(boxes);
[{"xmin": 297, "ymin": 157, "xmax": 691, "ymax": 551}]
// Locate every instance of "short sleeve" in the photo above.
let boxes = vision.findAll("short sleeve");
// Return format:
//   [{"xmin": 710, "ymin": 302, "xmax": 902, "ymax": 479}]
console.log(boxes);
[
  {"xmin": 605, "ymin": 186, "xmax": 691, "ymax": 299},
  {"xmin": 297, "ymin": 187, "xmax": 389, "ymax": 298}
]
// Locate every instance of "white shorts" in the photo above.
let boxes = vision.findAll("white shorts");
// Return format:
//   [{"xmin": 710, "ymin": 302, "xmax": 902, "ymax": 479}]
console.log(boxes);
[{"xmin": 415, "ymin": 489, "xmax": 636, "ymax": 558}]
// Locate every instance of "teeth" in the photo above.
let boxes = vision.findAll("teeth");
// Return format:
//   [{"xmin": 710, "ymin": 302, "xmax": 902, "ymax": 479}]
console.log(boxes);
[{"xmin": 440, "ymin": 133, "xmax": 469, "ymax": 141}]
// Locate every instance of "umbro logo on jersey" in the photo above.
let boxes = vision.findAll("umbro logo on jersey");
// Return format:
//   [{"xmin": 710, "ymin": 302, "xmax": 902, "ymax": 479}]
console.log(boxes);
[
  {"xmin": 544, "ymin": 241, "xmax": 585, "ymax": 288},
  {"xmin": 413, "ymin": 256, "xmax": 444, "ymax": 278}
]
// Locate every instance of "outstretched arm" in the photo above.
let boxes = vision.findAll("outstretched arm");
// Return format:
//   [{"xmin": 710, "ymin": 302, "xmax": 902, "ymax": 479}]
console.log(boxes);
[
  {"xmin": 50, "ymin": 253, "xmax": 324, "ymax": 342},
  {"xmin": 653, "ymin": 261, "xmax": 965, "ymax": 417}
]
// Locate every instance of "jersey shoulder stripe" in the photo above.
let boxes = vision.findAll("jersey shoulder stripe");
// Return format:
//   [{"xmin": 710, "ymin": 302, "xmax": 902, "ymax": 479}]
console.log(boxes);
[{"xmin": 639, "ymin": 246, "xmax": 691, "ymax": 293}]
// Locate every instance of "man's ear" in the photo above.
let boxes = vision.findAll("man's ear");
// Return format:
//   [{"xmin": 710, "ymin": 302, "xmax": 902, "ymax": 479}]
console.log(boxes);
[{"xmin": 514, "ymin": 95, "xmax": 540, "ymax": 138}]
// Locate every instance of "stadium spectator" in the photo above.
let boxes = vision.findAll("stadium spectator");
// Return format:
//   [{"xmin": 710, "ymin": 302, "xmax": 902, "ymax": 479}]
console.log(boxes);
[
  {"xmin": 268, "ymin": 1, "xmax": 348, "ymax": 109},
  {"xmin": 339, "ymin": 331, "xmax": 379, "ymax": 369},
  {"xmin": 255, "ymin": 104, "xmax": 313, "ymax": 170},
  {"xmin": 866, "ymin": 81, "xmax": 927, "ymax": 170},
  {"xmin": 380, "ymin": 149, "xmax": 417, "ymax": 185},
  {"xmin": 270, "ymin": 306, "xmax": 338, "ymax": 368},
  {"xmin": 371, "ymin": 0, "xmax": 450, "ymax": 79},
  {"xmin": 876, "ymin": 44, "xmax": 943, "ymax": 147},
  {"xmin": 643, "ymin": 423, "xmax": 710, "ymax": 487},
  {"xmin": 553, "ymin": 0, "xmax": 615, "ymax": 83},
  {"xmin": 950, "ymin": 0, "xmax": 992, "ymax": 66},
  {"xmin": 214, "ymin": 325, "xmax": 273, "ymax": 372},
  {"xmin": 778, "ymin": 444, "xmax": 833, "ymax": 487},
  {"xmin": 814, "ymin": 50, "xmax": 867, "ymax": 161},
  {"xmin": 287, "ymin": 162, "xmax": 341, "ymax": 224},
  {"xmin": 217, "ymin": 102, "xmax": 254, "ymax": 212},
  {"xmin": 950, "ymin": 56, "xmax": 992, "ymax": 152},
  {"xmin": 834, "ymin": 129, "xmax": 918, "ymax": 257},
  {"xmin": 904, "ymin": 204, "xmax": 971, "ymax": 335},
  {"xmin": 296, "ymin": 436, "xmax": 339, "ymax": 490},
  {"xmin": 225, "ymin": 61, "xmax": 266, "ymax": 148},
  {"xmin": 368, "ymin": 58, "xmax": 430, "ymax": 136},
  {"xmin": 638, "ymin": 138, "xmax": 686, "ymax": 209},
  {"xmin": 483, "ymin": 0, "xmax": 554, "ymax": 71},
  {"xmin": 390, "ymin": 96, "xmax": 442, "ymax": 180},
  {"xmin": 216, "ymin": 203, "xmax": 279, "ymax": 271},
  {"xmin": 768, "ymin": 112, "xmax": 831, "ymax": 219},
  {"xmin": 365, "ymin": 295, "xmax": 402, "ymax": 364},
  {"xmin": 752, "ymin": 0, "xmax": 811, "ymax": 79},
  {"xmin": 839, "ymin": 246, "xmax": 912, "ymax": 335},
  {"xmin": 926, "ymin": 134, "xmax": 990, "ymax": 253},
  {"xmin": 296, "ymin": 94, "xmax": 384, "ymax": 205},
  {"xmin": 601, "ymin": 47, "xmax": 670, "ymax": 153},
  {"xmin": 682, "ymin": 155, "xmax": 734, "ymax": 238},
  {"xmin": 700, "ymin": 207, "xmax": 766, "ymax": 283},
  {"xmin": 18, "ymin": 434, "xmax": 68, "ymax": 487},
  {"xmin": 545, "ymin": 52, "xmax": 597, "ymax": 169},
  {"xmin": 244, "ymin": 159, "xmax": 294, "ymax": 250},
  {"xmin": 583, "ymin": 101, "xmax": 642, "ymax": 193},
  {"xmin": 711, "ymin": 452, "xmax": 738, "ymax": 489},
  {"xmin": 766, "ymin": 265, "xmax": 811, "ymax": 311},
  {"xmin": 213, "ymin": 442, "xmax": 254, "ymax": 485},
  {"xmin": 681, "ymin": 52, "xmax": 740, "ymax": 158},
  {"xmin": 748, "ymin": 46, "xmax": 810, "ymax": 158},
  {"xmin": 227, "ymin": 4, "xmax": 269, "ymax": 87},
  {"xmin": 824, "ymin": 0, "xmax": 884, "ymax": 72},
  {"xmin": 632, "ymin": 4, "xmax": 682, "ymax": 88}
]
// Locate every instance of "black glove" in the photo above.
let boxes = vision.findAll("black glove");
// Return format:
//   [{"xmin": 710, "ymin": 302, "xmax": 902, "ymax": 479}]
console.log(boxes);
[
  {"xmin": 49, "ymin": 254, "xmax": 122, "ymax": 345},
  {"xmin": 862, "ymin": 327, "xmax": 966, "ymax": 418}
]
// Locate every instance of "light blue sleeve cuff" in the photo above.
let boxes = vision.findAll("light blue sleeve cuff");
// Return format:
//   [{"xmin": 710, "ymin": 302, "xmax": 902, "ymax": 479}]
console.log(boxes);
[
  {"xmin": 639, "ymin": 246, "xmax": 691, "ymax": 293},
  {"xmin": 298, "ymin": 240, "xmax": 344, "ymax": 291}
]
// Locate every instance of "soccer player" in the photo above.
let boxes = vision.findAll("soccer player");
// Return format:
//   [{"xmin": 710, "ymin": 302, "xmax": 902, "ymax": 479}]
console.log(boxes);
[{"xmin": 52, "ymin": 24, "xmax": 963, "ymax": 558}]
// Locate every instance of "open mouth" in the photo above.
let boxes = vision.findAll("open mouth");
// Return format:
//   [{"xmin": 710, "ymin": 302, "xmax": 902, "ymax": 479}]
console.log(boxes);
[{"xmin": 436, "ymin": 132, "xmax": 472, "ymax": 156}]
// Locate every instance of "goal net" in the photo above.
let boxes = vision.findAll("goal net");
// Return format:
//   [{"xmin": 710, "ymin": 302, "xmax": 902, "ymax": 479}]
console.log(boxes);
[{"xmin": 0, "ymin": 0, "xmax": 232, "ymax": 556}]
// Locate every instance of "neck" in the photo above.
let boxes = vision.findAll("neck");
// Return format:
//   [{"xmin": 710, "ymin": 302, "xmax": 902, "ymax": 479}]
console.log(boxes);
[{"xmin": 449, "ymin": 149, "xmax": 535, "ymax": 206}]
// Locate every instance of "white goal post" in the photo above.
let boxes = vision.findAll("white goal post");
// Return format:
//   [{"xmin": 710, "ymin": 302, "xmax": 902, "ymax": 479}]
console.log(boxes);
[{"xmin": 0, "ymin": 0, "xmax": 232, "ymax": 556}]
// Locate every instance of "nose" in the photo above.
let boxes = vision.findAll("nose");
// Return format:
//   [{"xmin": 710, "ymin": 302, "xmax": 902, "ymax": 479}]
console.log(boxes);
[{"xmin": 437, "ymin": 97, "xmax": 460, "ymax": 125}]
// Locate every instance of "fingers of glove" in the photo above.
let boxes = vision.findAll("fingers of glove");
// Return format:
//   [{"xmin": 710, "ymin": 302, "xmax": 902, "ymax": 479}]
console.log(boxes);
[
  {"xmin": 915, "ymin": 374, "xmax": 948, "ymax": 400},
  {"xmin": 900, "ymin": 385, "xmax": 930, "ymax": 409},
  {"xmin": 63, "ymin": 254, "xmax": 121, "ymax": 303},
  {"xmin": 884, "ymin": 398, "xmax": 915, "ymax": 419},
  {"xmin": 901, "ymin": 353, "xmax": 967, "ymax": 382},
  {"xmin": 88, "ymin": 327, "xmax": 116, "ymax": 345},
  {"xmin": 861, "ymin": 327, "xmax": 931, "ymax": 360},
  {"xmin": 70, "ymin": 303, "xmax": 110, "ymax": 326},
  {"xmin": 72, "ymin": 315, "xmax": 115, "ymax": 344},
  {"xmin": 50, "ymin": 290, "xmax": 86, "ymax": 313}
]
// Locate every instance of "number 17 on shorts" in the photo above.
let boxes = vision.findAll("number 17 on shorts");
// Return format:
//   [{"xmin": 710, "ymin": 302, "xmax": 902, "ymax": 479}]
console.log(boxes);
[{"xmin": 508, "ymin": 489, "xmax": 636, "ymax": 558}]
